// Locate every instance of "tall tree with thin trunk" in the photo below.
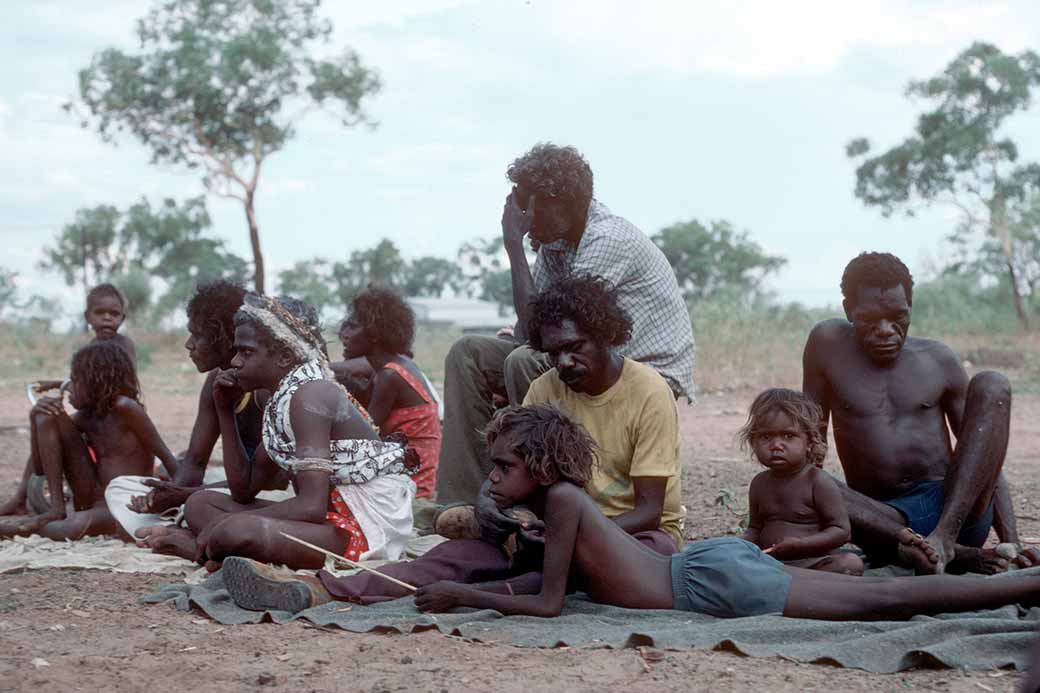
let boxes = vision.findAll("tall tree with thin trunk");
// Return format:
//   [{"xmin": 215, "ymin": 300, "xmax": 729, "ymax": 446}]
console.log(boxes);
[
  {"xmin": 71, "ymin": 0, "xmax": 380, "ymax": 293},
  {"xmin": 847, "ymin": 42, "xmax": 1040, "ymax": 330}
]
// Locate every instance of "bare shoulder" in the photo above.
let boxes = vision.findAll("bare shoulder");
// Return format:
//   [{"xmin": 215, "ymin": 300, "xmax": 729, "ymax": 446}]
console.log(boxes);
[
  {"xmin": 807, "ymin": 466, "xmax": 839, "ymax": 491},
  {"xmin": 748, "ymin": 469, "xmax": 770, "ymax": 491},
  {"xmin": 111, "ymin": 395, "xmax": 146, "ymax": 417},
  {"xmin": 545, "ymin": 481, "xmax": 589, "ymax": 514},
  {"xmin": 295, "ymin": 378, "xmax": 344, "ymax": 401},
  {"xmin": 806, "ymin": 318, "xmax": 852, "ymax": 347},
  {"xmin": 905, "ymin": 336, "xmax": 960, "ymax": 366}
]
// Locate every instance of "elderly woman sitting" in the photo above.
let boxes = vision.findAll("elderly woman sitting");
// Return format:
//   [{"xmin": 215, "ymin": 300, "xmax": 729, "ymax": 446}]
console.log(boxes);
[{"xmin": 154, "ymin": 294, "xmax": 416, "ymax": 569}]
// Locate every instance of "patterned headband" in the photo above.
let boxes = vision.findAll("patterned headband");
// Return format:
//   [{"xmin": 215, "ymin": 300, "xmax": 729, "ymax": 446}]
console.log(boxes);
[{"xmin": 238, "ymin": 294, "xmax": 327, "ymax": 365}]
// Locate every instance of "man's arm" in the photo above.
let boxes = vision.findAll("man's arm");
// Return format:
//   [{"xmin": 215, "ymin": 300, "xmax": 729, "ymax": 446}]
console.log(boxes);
[
  {"xmin": 365, "ymin": 369, "xmax": 403, "ymax": 427},
  {"xmin": 174, "ymin": 371, "xmax": 222, "ymax": 487},
  {"xmin": 768, "ymin": 471, "xmax": 851, "ymax": 561},
  {"xmin": 802, "ymin": 322, "xmax": 833, "ymax": 438},
  {"xmin": 212, "ymin": 370, "xmax": 275, "ymax": 503},
  {"xmin": 501, "ymin": 190, "xmax": 537, "ymax": 341},
  {"xmin": 416, "ymin": 483, "xmax": 580, "ymax": 617},
  {"xmin": 620, "ymin": 381, "xmax": 680, "ymax": 535},
  {"xmin": 610, "ymin": 477, "xmax": 667, "ymax": 535}
]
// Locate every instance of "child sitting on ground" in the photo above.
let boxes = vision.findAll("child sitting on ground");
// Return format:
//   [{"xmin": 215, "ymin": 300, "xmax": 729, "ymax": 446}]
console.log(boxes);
[
  {"xmin": 0, "ymin": 283, "xmax": 138, "ymax": 517},
  {"xmin": 337, "ymin": 285, "xmax": 442, "ymax": 498},
  {"xmin": 405, "ymin": 404, "xmax": 1040, "ymax": 621},
  {"xmin": 0, "ymin": 341, "xmax": 178, "ymax": 540},
  {"xmin": 739, "ymin": 388, "xmax": 864, "ymax": 575}
]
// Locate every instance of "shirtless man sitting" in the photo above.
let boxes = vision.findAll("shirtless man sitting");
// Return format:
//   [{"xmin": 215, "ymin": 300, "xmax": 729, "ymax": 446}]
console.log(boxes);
[{"xmin": 803, "ymin": 252, "xmax": 1030, "ymax": 574}]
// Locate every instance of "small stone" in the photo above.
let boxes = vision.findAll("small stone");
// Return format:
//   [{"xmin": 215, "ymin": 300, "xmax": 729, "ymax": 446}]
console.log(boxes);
[{"xmin": 995, "ymin": 543, "xmax": 1018, "ymax": 560}]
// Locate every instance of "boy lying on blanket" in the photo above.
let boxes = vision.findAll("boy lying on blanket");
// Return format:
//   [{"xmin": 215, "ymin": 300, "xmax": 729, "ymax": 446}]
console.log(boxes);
[{"xmin": 225, "ymin": 403, "xmax": 1040, "ymax": 620}]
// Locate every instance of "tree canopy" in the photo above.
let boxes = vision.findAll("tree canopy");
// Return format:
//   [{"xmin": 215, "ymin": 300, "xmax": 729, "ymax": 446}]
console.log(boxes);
[
  {"xmin": 651, "ymin": 219, "xmax": 786, "ymax": 304},
  {"xmin": 847, "ymin": 42, "xmax": 1040, "ymax": 328},
  {"xmin": 73, "ymin": 0, "xmax": 381, "ymax": 293},
  {"xmin": 40, "ymin": 197, "xmax": 248, "ymax": 322}
]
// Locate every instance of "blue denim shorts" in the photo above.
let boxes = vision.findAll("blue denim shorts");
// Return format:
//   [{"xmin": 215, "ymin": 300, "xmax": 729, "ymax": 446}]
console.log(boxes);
[
  {"xmin": 883, "ymin": 480, "xmax": 994, "ymax": 548},
  {"xmin": 670, "ymin": 537, "xmax": 792, "ymax": 617}
]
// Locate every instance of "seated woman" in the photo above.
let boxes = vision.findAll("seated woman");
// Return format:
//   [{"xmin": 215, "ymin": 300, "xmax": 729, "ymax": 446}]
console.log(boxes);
[
  {"xmin": 339, "ymin": 285, "xmax": 442, "ymax": 498},
  {"xmin": 156, "ymin": 294, "xmax": 417, "ymax": 569}
]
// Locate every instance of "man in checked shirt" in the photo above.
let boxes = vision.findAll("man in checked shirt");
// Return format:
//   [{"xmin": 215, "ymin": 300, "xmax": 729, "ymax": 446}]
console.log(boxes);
[{"xmin": 435, "ymin": 143, "xmax": 696, "ymax": 509}]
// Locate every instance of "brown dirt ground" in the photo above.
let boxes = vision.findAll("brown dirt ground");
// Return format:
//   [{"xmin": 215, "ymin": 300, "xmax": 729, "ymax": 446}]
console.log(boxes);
[{"xmin": 0, "ymin": 347, "xmax": 1038, "ymax": 692}]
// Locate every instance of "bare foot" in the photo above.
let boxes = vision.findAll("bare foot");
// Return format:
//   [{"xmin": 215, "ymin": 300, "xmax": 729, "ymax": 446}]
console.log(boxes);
[
  {"xmin": 921, "ymin": 530, "xmax": 955, "ymax": 575},
  {"xmin": 0, "ymin": 495, "xmax": 28, "ymax": 517},
  {"xmin": 0, "ymin": 510, "xmax": 62, "ymax": 539},
  {"xmin": 896, "ymin": 528, "xmax": 942, "ymax": 574},
  {"xmin": 138, "ymin": 526, "xmax": 198, "ymax": 560},
  {"xmin": 948, "ymin": 546, "xmax": 1009, "ymax": 575}
]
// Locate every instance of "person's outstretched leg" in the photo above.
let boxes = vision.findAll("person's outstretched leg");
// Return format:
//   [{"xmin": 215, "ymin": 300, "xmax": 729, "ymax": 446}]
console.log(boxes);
[
  {"xmin": 435, "ymin": 336, "xmax": 516, "ymax": 504},
  {"xmin": 926, "ymin": 371, "xmax": 1011, "ymax": 573},
  {"xmin": 783, "ymin": 565, "xmax": 1039, "ymax": 621}
]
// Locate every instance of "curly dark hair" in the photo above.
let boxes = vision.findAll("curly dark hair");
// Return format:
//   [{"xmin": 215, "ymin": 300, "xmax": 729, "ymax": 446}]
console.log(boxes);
[
  {"xmin": 507, "ymin": 143, "xmax": 594, "ymax": 222},
  {"xmin": 737, "ymin": 388, "xmax": 827, "ymax": 468},
  {"xmin": 70, "ymin": 341, "xmax": 140, "ymax": 417},
  {"xmin": 233, "ymin": 294, "xmax": 328, "ymax": 365},
  {"xmin": 485, "ymin": 404, "xmax": 597, "ymax": 488},
  {"xmin": 348, "ymin": 284, "xmax": 415, "ymax": 355},
  {"xmin": 527, "ymin": 274, "xmax": 633, "ymax": 350},
  {"xmin": 186, "ymin": 280, "xmax": 246, "ymax": 348},
  {"xmin": 840, "ymin": 252, "xmax": 914, "ymax": 307},
  {"xmin": 86, "ymin": 283, "xmax": 128, "ymax": 312}
]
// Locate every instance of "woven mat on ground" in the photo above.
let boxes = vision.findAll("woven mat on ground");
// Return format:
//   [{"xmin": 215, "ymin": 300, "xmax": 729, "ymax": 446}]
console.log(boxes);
[
  {"xmin": 0, "ymin": 535, "xmax": 196, "ymax": 575},
  {"xmin": 141, "ymin": 567, "xmax": 1040, "ymax": 673},
  {"xmin": 0, "ymin": 532, "xmax": 447, "ymax": 579}
]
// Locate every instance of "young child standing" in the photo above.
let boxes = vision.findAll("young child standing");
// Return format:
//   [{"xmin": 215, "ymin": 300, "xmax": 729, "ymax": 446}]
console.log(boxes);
[
  {"xmin": 0, "ymin": 283, "xmax": 138, "ymax": 517},
  {"xmin": 338, "ymin": 286, "xmax": 441, "ymax": 498},
  {"xmin": 407, "ymin": 403, "xmax": 1040, "ymax": 621},
  {"xmin": 0, "ymin": 341, "xmax": 178, "ymax": 540},
  {"xmin": 739, "ymin": 388, "xmax": 864, "ymax": 575}
]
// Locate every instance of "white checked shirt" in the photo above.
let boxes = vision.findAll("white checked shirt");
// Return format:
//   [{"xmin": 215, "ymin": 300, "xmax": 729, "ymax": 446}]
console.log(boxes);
[{"xmin": 532, "ymin": 200, "xmax": 696, "ymax": 400}]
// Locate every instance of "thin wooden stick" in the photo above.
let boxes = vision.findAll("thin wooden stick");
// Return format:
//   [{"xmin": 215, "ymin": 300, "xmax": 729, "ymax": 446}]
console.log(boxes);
[
  {"xmin": 762, "ymin": 547, "xmax": 775, "ymax": 555},
  {"xmin": 278, "ymin": 531, "xmax": 417, "ymax": 592}
]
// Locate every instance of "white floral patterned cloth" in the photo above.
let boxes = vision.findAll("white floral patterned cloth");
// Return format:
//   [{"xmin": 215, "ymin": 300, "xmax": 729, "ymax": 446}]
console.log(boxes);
[{"xmin": 261, "ymin": 360, "xmax": 415, "ymax": 560}]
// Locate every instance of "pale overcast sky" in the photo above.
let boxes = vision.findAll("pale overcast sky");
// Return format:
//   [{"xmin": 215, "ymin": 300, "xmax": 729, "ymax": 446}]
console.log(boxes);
[{"xmin": 4, "ymin": 1, "xmax": 1040, "ymax": 319}]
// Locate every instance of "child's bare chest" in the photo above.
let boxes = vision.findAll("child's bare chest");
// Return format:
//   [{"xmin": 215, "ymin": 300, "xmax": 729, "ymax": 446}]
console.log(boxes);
[{"xmin": 757, "ymin": 479, "xmax": 819, "ymax": 526}]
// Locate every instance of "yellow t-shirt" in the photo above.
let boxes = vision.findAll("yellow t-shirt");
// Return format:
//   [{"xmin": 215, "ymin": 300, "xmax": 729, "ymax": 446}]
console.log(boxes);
[{"xmin": 522, "ymin": 358, "xmax": 683, "ymax": 548}]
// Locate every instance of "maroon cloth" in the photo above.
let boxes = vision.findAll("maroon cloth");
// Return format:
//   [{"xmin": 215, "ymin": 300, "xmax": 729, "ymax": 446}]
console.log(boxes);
[
  {"xmin": 317, "ymin": 538, "xmax": 511, "ymax": 604},
  {"xmin": 316, "ymin": 529, "xmax": 677, "ymax": 604}
]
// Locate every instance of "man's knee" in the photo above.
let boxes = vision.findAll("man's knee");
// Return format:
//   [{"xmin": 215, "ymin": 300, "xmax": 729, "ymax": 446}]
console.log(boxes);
[
  {"xmin": 827, "ymin": 552, "xmax": 865, "ymax": 576},
  {"xmin": 503, "ymin": 346, "xmax": 547, "ymax": 404},
  {"xmin": 968, "ymin": 370, "xmax": 1012, "ymax": 405},
  {"xmin": 207, "ymin": 514, "xmax": 267, "ymax": 558},
  {"xmin": 445, "ymin": 335, "xmax": 489, "ymax": 374},
  {"xmin": 183, "ymin": 489, "xmax": 226, "ymax": 531}
]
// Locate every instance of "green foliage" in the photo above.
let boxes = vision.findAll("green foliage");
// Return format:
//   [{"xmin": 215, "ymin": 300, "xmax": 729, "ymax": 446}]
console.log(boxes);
[
  {"xmin": 848, "ymin": 42, "xmax": 1040, "ymax": 329},
  {"xmin": 912, "ymin": 271, "xmax": 1025, "ymax": 336},
  {"xmin": 331, "ymin": 238, "xmax": 407, "ymax": 306},
  {"xmin": 40, "ymin": 197, "xmax": 247, "ymax": 323},
  {"xmin": 404, "ymin": 256, "xmax": 463, "ymax": 298},
  {"xmin": 277, "ymin": 258, "xmax": 336, "ymax": 316},
  {"xmin": 651, "ymin": 219, "xmax": 786, "ymax": 304},
  {"xmin": 0, "ymin": 267, "xmax": 17, "ymax": 317},
  {"xmin": 73, "ymin": 0, "xmax": 381, "ymax": 293}
]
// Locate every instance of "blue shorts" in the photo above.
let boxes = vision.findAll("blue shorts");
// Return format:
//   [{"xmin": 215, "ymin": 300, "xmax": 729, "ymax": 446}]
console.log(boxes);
[
  {"xmin": 883, "ymin": 480, "xmax": 994, "ymax": 548},
  {"xmin": 670, "ymin": 537, "xmax": 792, "ymax": 618}
]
